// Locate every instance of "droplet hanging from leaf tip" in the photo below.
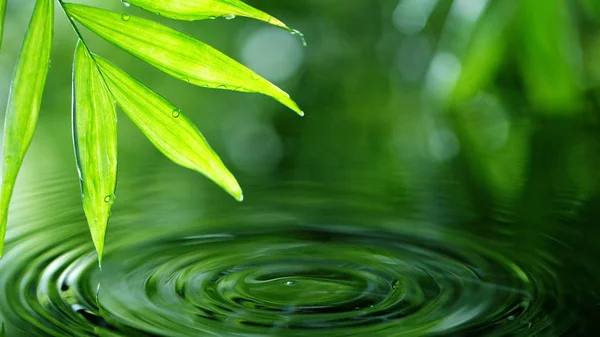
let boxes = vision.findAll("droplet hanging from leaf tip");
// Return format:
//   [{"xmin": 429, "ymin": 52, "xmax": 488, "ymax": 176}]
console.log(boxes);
[{"xmin": 290, "ymin": 29, "xmax": 307, "ymax": 47}]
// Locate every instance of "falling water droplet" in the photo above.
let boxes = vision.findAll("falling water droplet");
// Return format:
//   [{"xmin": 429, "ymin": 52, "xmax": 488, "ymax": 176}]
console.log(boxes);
[
  {"xmin": 172, "ymin": 109, "xmax": 181, "ymax": 118},
  {"xmin": 121, "ymin": 1, "xmax": 131, "ymax": 7},
  {"xmin": 224, "ymin": 14, "xmax": 236, "ymax": 20},
  {"xmin": 290, "ymin": 29, "xmax": 307, "ymax": 47},
  {"xmin": 121, "ymin": 14, "xmax": 131, "ymax": 21},
  {"xmin": 104, "ymin": 194, "xmax": 115, "ymax": 205}
]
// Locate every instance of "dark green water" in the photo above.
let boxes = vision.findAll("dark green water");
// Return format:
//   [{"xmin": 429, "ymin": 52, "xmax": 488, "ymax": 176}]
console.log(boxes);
[{"xmin": 0, "ymin": 169, "xmax": 598, "ymax": 336}]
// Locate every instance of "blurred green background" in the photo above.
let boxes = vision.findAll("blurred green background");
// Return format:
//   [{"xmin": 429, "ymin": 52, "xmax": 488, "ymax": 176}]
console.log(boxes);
[
  {"xmin": 1, "ymin": 0, "xmax": 600, "ymax": 334},
  {"xmin": 2, "ymin": 0, "xmax": 600, "ymax": 205}
]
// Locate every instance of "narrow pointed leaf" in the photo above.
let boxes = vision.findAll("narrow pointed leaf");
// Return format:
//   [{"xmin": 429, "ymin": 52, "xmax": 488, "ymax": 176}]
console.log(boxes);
[
  {"xmin": 128, "ymin": 0, "xmax": 295, "ymax": 33},
  {"xmin": 453, "ymin": 0, "xmax": 518, "ymax": 103},
  {"xmin": 95, "ymin": 55, "xmax": 242, "ymax": 201},
  {"xmin": 72, "ymin": 41, "xmax": 118, "ymax": 262},
  {"xmin": 517, "ymin": 0, "xmax": 581, "ymax": 113},
  {"xmin": 0, "ymin": 0, "xmax": 7, "ymax": 48},
  {"xmin": 0, "ymin": 0, "xmax": 53, "ymax": 257},
  {"xmin": 64, "ymin": 3, "xmax": 303, "ymax": 116}
]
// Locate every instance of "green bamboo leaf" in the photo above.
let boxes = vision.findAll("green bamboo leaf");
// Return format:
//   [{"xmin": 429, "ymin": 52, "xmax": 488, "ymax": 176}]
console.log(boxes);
[
  {"xmin": 517, "ymin": 0, "xmax": 581, "ymax": 113},
  {"xmin": 452, "ymin": 0, "xmax": 519, "ymax": 103},
  {"xmin": 94, "ymin": 55, "xmax": 242, "ymax": 201},
  {"xmin": 72, "ymin": 41, "xmax": 118, "ymax": 263},
  {"xmin": 64, "ymin": 3, "xmax": 303, "ymax": 116},
  {"xmin": 0, "ymin": 0, "xmax": 7, "ymax": 48},
  {"xmin": 127, "ymin": 0, "xmax": 297, "ymax": 33},
  {"xmin": 0, "ymin": 0, "xmax": 53, "ymax": 257}
]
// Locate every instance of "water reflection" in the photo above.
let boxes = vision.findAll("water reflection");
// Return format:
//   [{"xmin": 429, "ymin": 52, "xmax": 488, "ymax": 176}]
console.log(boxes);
[{"xmin": 0, "ymin": 170, "xmax": 596, "ymax": 336}]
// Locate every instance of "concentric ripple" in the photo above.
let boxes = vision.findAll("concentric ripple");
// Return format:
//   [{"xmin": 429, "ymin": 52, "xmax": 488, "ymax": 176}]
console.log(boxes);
[{"xmin": 0, "ymin": 174, "xmax": 572, "ymax": 336}]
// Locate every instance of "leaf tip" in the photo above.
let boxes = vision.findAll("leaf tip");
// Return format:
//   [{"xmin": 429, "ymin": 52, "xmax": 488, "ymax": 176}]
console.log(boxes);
[
  {"xmin": 96, "ymin": 246, "xmax": 104, "ymax": 269},
  {"xmin": 89, "ymin": 227, "xmax": 106, "ymax": 268},
  {"xmin": 229, "ymin": 184, "xmax": 243, "ymax": 202}
]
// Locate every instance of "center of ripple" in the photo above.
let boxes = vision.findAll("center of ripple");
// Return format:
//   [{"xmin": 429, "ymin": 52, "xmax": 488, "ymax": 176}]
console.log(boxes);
[{"xmin": 215, "ymin": 263, "xmax": 387, "ymax": 312}]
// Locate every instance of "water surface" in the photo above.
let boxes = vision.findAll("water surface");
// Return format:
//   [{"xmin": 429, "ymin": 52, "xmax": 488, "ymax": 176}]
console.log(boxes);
[{"xmin": 0, "ymin": 169, "xmax": 598, "ymax": 336}]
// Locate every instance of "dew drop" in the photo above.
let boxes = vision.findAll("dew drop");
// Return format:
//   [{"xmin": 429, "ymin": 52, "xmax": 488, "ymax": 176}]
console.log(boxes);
[
  {"xmin": 104, "ymin": 194, "xmax": 115, "ymax": 204},
  {"xmin": 224, "ymin": 14, "xmax": 236, "ymax": 20},
  {"xmin": 290, "ymin": 29, "xmax": 307, "ymax": 47},
  {"xmin": 172, "ymin": 109, "xmax": 181, "ymax": 118},
  {"xmin": 121, "ymin": 14, "xmax": 130, "ymax": 21},
  {"xmin": 217, "ymin": 84, "xmax": 228, "ymax": 89},
  {"xmin": 285, "ymin": 281, "xmax": 295, "ymax": 286},
  {"xmin": 121, "ymin": 1, "xmax": 131, "ymax": 7},
  {"xmin": 5, "ymin": 156, "xmax": 13, "ymax": 164}
]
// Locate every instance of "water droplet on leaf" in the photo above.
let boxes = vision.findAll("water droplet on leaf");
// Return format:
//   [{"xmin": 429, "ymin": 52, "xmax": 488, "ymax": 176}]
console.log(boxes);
[
  {"xmin": 225, "ymin": 14, "xmax": 236, "ymax": 20},
  {"xmin": 285, "ymin": 281, "xmax": 295, "ymax": 286},
  {"xmin": 172, "ymin": 109, "xmax": 181, "ymax": 118},
  {"xmin": 121, "ymin": 14, "xmax": 130, "ymax": 21},
  {"xmin": 5, "ymin": 156, "xmax": 12, "ymax": 163},
  {"xmin": 121, "ymin": 1, "xmax": 131, "ymax": 7},
  {"xmin": 104, "ymin": 195, "xmax": 115, "ymax": 204}
]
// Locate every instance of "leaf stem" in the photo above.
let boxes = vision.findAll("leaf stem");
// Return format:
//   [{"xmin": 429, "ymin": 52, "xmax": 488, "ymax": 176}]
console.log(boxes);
[{"xmin": 56, "ymin": 0, "xmax": 93, "ymax": 54}]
